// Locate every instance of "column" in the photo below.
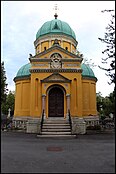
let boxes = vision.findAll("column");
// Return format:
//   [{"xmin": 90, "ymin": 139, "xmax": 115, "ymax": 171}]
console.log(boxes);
[
  {"xmin": 42, "ymin": 94, "xmax": 46, "ymax": 116},
  {"xmin": 40, "ymin": 43, "xmax": 42, "ymax": 52},
  {"xmin": 61, "ymin": 39, "xmax": 63, "ymax": 48},
  {"xmin": 74, "ymin": 78, "xmax": 77, "ymax": 114},
  {"xmin": 66, "ymin": 94, "xmax": 70, "ymax": 116},
  {"xmin": 49, "ymin": 40, "xmax": 51, "ymax": 48},
  {"xmin": 71, "ymin": 43, "xmax": 72, "ymax": 53}
]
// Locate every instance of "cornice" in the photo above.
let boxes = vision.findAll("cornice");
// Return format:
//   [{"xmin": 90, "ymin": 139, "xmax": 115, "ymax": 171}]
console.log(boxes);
[
  {"xmin": 31, "ymin": 44, "xmax": 81, "ymax": 59},
  {"xmin": 41, "ymin": 72, "xmax": 71, "ymax": 83},
  {"xmin": 34, "ymin": 33, "xmax": 78, "ymax": 46},
  {"xmin": 14, "ymin": 75, "xmax": 31, "ymax": 82},
  {"xmin": 82, "ymin": 76, "xmax": 97, "ymax": 82},
  {"xmin": 30, "ymin": 68, "xmax": 82, "ymax": 73},
  {"xmin": 29, "ymin": 58, "xmax": 83, "ymax": 63}
]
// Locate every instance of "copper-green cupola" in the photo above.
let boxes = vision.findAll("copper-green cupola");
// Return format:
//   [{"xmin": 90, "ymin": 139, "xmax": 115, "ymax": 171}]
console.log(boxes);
[{"xmin": 36, "ymin": 19, "xmax": 76, "ymax": 41}]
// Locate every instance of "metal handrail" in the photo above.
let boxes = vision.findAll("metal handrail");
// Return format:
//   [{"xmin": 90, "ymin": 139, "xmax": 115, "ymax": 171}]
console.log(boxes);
[
  {"xmin": 68, "ymin": 109, "xmax": 72, "ymax": 131},
  {"xmin": 40, "ymin": 109, "xmax": 44, "ymax": 133}
]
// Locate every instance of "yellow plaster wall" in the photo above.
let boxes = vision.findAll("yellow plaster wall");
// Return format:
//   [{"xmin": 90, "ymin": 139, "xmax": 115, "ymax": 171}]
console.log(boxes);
[
  {"xmin": 29, "ymin": 72, "xmax": 70, "ymax": 118},
  {"xmin": 36, "ymin": 45, "xmax": 39, "ymax": 53},
  {"xmin": 41, "ymin": 41, "xmax": 49, "ymax": 52},
  {"xmin": 14, "ymin": 73, "xmax": 97, "ymax": 119},
  {"xmin": 30, "ymin": 74, "xmax": 43, "ymax": 117},
  {"xmin": 72, "ymin": 44, "xmax": 75, "ymax": 51},
  {"xmin": 14, "ymin": 80, "xmax": 30, "ymax": 117},
  {"xmin": 39, "ymin": 49, "xmax": 72, "ymax": 59},
  {"xmin": 63, "ymin": 41, "xmax": 71, "ymax": 51},
  {"xmin": 70, "ymin": 75, "xmax": 82, "ymax": 117},
  {"xmin": 82, "ymin": 79, "xmax": 97, "ymax": 116},
  {"xmin": 36, "ymin": 40, "xmax": 75, "ymax": 54},
  {"xmin": 51, "ymin": 40, "xmax": 61, "ymax": 46}
]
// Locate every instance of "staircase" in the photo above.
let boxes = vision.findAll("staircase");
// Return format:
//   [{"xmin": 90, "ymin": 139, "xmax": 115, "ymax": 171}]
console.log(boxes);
[{"xmin": 37, "ymin": 117, "xmax": 76, "ymax": 138}]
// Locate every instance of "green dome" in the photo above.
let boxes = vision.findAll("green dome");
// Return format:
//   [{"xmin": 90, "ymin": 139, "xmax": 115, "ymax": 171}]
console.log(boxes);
[
  {"xmin": 36, "ymin": 19, "xmax": 76, "ymax": 40},
  {"xmin": 16, "ymin": 63, "xmax": 31, "ymax": 77},
  {"xmin": 81, "ymin": 64, "xmax": 96, "ymax": 78}
]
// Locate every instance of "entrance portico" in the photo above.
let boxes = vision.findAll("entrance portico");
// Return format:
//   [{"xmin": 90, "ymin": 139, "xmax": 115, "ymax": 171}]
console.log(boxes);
[{"xmin": 48, "ymin": 86, "xmax": 64, "ymax": 117}]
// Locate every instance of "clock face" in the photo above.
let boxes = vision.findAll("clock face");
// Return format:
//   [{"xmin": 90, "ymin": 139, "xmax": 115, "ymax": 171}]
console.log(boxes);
[{"xmin": 50, "ymin": 53, "xmax": 62, "ymax": 69}]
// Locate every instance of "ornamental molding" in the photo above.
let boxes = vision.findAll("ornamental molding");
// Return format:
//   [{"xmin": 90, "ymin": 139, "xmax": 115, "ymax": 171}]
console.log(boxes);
[
  {"xmin": 34, "ymin": 33, "xmax": 77, "ymax": 47},
  {"xmin": 31, "ymin": 44, "xmax": 80, "ymax": 59},
  {"xmin": 50, "ymin": 53, "xmax": 62, "ymax": 69},
  {"xmin": 41, "ymin": 72, "xmax": 71, "ymax": 83},
  {"xmin": 29, "ymin": 58, "xmax": 83, "ymax": 63},
  {"xmin": 35, "ymin": 36, "xmax": 76, "ymax": 45},
  {"xmin": 82, "ymin": 76, "xmax": 97, "ymax": 82},
  {"xmin": 14, "ymin": 75, "xmax": 31, "ymax": 82},
  {"xmin": 30, "ymin": 68, "xmax": 82, "ymax": 73},
  {"xmin": 66, "ymin": 64, "xmax": 79, "ymax": 67},
  {"xmin": 32, "ymin": 63, "xmax": 48, "ymax": 67}
]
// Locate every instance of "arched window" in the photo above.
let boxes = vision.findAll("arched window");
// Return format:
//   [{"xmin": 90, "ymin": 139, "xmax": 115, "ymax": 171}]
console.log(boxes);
[{"xmin": 65, "ymin": 47, "xmax": 68, "ymax": 51}]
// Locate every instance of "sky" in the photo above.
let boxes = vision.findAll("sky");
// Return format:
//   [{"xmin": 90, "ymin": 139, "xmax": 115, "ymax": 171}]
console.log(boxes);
[{"xmin": 1, "ymin": 1, "xmax": 115, "ymax": 97}]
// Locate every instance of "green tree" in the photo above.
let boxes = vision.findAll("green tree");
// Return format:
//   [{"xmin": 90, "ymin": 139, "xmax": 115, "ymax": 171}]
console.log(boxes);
[
  {"xmin": 107, "ymin": 88, "xmax": 115, "ymax": 116},
  {"xmin": 102, "ymin": 96, "xmax": 112, "ymax": 116},
  {"xmin": 96, "ymin": 90, "xmax": 115, "ymax": 119},
  {"xmin": 1, "ymin": 91, "xmax": 15, "ymax": 116},
  {"xmin": 96, "ymin": 92, "xmax": 104, "ymax": 118},
  {"xmin": 98, "ymin": 10, "xmax": 115, "ymax": 84},
  {"xmin": 1, "ymin": 61, "xmax": 8, "ymax": 103}
]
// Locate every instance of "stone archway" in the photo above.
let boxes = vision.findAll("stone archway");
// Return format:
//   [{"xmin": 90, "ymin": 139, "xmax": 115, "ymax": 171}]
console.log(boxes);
[{"xmin": 48, "ymin": 87, "xmax": 64, "ymax": 117}]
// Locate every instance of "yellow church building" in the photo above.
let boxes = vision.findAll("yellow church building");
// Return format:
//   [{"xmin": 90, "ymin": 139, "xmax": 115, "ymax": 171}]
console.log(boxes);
[{"xmin": 13, "ymin": 12, "xmax": 99, "ymax": 135}]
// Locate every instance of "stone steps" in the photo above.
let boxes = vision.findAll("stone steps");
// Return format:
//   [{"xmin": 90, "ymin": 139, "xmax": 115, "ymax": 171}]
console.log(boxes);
[
  {"xmin": 41, "ymin": 131, "xmax": 72, "ymax": 135},
  {"xmin": 42, "ymin": 128, "xmax": 71, "ymax": 132},
  {"xmin": 43, "ymin": 120, "xmax": 69, "ymax": 124},
  {"xmin": 37, "ymin": 134, "xmax": 77, "ymax": 138},
  {"xmin": 39, "ymin": 117, "xmax": 73, "ymax": 137},
  {"xmin": 42, "ymin": 124, "xmax": 70, "ymax": 128}
]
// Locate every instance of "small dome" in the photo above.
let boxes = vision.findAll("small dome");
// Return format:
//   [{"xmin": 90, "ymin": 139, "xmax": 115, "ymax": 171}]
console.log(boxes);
[
  {"xmin": 16, "ymin": 63, "xmax": 31, "ymax": 77},
  {"xmin": 36, "ymin": 19, "xmax": 76, "ymax": 40},
  {"xmin": 81, "ymin": 64, "xmax": 96, "ymax": 78}
]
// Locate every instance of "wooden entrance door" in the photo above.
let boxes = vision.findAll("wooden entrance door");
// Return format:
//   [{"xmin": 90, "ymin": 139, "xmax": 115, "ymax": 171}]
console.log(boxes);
[{"xmin": 48, "ymin": 87, "xmax": 64, "ymax": 117}]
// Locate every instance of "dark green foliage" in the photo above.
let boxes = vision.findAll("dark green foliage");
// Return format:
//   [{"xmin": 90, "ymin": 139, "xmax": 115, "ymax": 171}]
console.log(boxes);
[
  {"xmin": 98, "ymin": 10, "xmax": 115, "ymax": 84},
  {"xmin": 1, "ymin": 61, "xmax": 8, "ymax": 103},
  {"xmin": 96, "ymin": 90, "xmax": 115, "ymax": 118},
  {"xmin": 1, "ymin": 91, "xmax": 15, "ymax": 116}
]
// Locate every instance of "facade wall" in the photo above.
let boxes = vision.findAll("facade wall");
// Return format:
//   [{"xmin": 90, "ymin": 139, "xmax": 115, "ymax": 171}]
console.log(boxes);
[
  {"xmin": 14, "ymin": 79, "xmax": 30, "ymax": 117},
  {"xmin": 30, "ymin": 72, "xmax": 83, "ymax": 118},
  {"xmin": 35, "ymin": 39, "xmax": 76, "ymax": 54},
  {"xmin": 51, "ymin": 40, "xmax": 61, "ymax": 45},
  {"xmin": 82, "ymin": 79, "xmax": 97, "ymax": 116},
  {"xmin": 38, "ymin": 49, "xmax": 73, "ymax": 59},
  {"xmin": 41, "ymin": 41, "xmax": 49, "ymax": 52},
  {"xmin": 72, "ymin": 44, "xmax": 75, "ymax": 51},
  {"xmin": 70, "ymin": 74, "xmax": 82, "ymax": 117},
  {"xmin": 63, "ymin": 41, "xmax": 71, "ymax": 51},
  {"xmin": 30, "ymin": 74, "xmax": 43, "ymax": 117},
  {"xmin": 14, "ymin": 74, "xmax": 97, "ymax": 119}
]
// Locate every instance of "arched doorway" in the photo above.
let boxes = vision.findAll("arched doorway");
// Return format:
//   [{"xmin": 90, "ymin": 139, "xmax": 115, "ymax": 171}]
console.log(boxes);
[{"xmin": 48, "ymin": 87, "xmax": 64, "ymax": 117}]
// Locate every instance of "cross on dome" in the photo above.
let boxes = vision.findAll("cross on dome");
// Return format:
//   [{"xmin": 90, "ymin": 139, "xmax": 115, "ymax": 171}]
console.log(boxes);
[{"xmin": 54, "ymin": 4, "xmax": 58, "ymax": 19}]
